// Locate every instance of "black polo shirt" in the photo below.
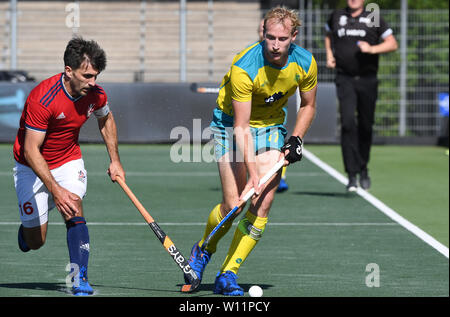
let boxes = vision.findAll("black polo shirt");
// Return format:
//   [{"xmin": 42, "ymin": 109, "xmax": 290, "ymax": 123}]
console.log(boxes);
[{"xmin": 325, "ymin": 7, "xmax": 393, "ymax": 76}]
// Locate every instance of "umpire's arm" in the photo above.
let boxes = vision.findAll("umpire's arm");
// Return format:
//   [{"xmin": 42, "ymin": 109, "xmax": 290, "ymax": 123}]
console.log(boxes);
[
  {"xmin": 358, "ymin": 34, "xmax": 398, "ymax": 54},
  {"xmin": 97, "ymin": 112, "xmax": 125, "ymax": 182}
]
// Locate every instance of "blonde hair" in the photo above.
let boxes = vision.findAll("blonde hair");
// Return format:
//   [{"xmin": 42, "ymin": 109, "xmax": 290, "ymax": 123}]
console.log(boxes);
[{"xmin": 263, "ymin": 6, "xmax": 301, "ymax": 35}]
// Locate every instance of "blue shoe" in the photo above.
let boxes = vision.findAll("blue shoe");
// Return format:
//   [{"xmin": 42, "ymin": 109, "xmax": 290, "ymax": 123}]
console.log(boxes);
[
  {"xmin": 72, "ymin": 266, "xmax": 94, "ymax": 296},
  {"xmin": 213, "ymin": 271, "xmax": 244, "ymax": 296},
  {"xmin": 276, "ymin": 178, "xmax": 288, "ymax": 193},
  {"xmin": 185, "ymin": 241, "xmax": 212, "ymax": 284},
  {"xmin": 18, "ymin": 225, "xmax": 30, "ymax": 252}
]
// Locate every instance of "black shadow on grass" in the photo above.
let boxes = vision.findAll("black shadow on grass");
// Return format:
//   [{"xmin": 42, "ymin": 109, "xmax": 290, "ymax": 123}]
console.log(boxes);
[
  {"xmin": 0, "ymin": 282, "xmax": 67, "ymax": 293},
  {"xmin": 0, "ymin": 282, "xmax": 182, "ymax": 296},
  {"xmin": 98, "ymin": 284, "xmax": 181, "ymax": 295}
]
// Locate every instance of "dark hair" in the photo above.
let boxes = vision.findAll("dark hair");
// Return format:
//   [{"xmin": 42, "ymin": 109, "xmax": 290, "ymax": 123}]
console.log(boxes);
[{"xmin": 63, "ymin": 37, "xmax": 106, "ymax": 72}]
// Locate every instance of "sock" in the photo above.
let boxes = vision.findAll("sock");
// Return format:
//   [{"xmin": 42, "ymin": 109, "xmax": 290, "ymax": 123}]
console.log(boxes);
[
  {"xmin": 281, "ymin": 166, "xmax": 287, "ymax": 180},
  {"xmin": 220, "ymin": 210, "xmax": 267, "ymax": 274},
  {"xmin": 66, "ymin": 217, "xmax": 90, "ymax": 280},
  {"xmin": 198, "ymin": 204, "xmax": 233, "ymax": 254}
]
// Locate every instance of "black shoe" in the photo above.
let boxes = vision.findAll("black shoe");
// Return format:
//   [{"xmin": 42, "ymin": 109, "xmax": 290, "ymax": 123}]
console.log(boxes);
[
  {"xmin": 346, "ymin": 175, "xmax": 358, "ymax": 192},
  {"xmin": 359, "ymin": 170, "xmax": 371, "ymax": 190}
]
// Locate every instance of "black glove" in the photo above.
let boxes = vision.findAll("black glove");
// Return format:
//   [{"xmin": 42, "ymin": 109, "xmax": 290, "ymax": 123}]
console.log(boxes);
[{"xmin": 281, "ymin": 136, "xmax": 303, "ymax": 163}]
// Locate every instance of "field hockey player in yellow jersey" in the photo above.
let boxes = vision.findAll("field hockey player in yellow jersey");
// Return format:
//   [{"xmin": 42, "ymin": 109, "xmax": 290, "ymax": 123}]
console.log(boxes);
[
  {"xmin": 258, "ymin": 18, "xmax": 298, "ymax": 193},
  {"xmin": 186, "ymin": 6, "xmax": 318, "ymax": 296}
]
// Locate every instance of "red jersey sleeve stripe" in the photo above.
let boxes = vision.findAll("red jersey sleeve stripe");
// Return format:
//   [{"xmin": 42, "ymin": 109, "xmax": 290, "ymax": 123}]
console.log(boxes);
[
  {"xmin": 39, "ymin": 80, "xmax": 60, "ymax": 104},
  {"xmin": 43, "ymin": 84, "xmax": 62, "ymax": 107}
]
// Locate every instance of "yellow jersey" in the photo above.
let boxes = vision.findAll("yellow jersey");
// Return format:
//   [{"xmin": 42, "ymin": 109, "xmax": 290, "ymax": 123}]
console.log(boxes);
[{"xmin": 216, "ymin": 41, "xmax": 317, "ymax": 127}]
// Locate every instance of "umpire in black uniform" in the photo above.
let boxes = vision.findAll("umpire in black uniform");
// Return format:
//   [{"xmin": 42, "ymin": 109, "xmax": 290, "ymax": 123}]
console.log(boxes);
[{"xmin": 325, "ymin": 0, "xmax": 397, "ymax": 191}]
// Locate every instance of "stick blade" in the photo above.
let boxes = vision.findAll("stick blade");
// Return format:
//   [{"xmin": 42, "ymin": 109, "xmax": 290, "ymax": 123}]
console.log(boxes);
[{"xmin": 181, "ymin": 276, "xmax": 201, "ymax": 293}]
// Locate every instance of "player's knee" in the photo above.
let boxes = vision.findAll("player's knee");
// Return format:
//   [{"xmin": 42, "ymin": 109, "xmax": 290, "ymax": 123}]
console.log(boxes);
[
  {"xmin": 251, "ymin": 194, "xmax": 274, "ymax": 217},
  {"xmin": 65, "ymin": 198, "xmax": 84, "ymax": 220},
  {"xmin": 73, "ymin": 209, "xmax": 84, "ymax": 218},
  {"xmin": 221, "ymin": 201, "xmax": 245, "ymax": 217}
]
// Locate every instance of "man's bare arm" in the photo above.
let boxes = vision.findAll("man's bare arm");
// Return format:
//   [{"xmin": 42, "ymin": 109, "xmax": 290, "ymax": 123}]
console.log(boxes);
[
  {"xmin": 292, "ymin": 85, "xmax": 317, "ymax": 139},
  {"xmin": 97, "ymin": 112, "xmax": 125, "ymax": 182}
]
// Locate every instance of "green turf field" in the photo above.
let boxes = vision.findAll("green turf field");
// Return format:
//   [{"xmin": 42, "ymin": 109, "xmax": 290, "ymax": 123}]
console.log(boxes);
[
  {"xmin": 0, "ymin": 144, "xmax": 448, "ymax": 297},
  {"xmin": 306, "ymin": 145, "xmax": 449, "ymax": 247}
]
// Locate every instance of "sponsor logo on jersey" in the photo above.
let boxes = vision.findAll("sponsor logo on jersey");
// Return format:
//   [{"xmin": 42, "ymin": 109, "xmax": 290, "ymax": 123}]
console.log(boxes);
[
  {"xmin": 264, "ymin": 91, "xmax": 285, "ymax": 104},
  {"xmin": 337, "ymin": 28, "xmax": 367, "ymax": 38}
]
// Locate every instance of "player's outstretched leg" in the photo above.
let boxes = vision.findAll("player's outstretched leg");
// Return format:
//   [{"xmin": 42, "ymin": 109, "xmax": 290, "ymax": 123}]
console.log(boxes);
[
  {"xmin": 214, "ymin": 211, "xmax": 267, "ymax": 296},
  {"xmin": 66, "ymin": 217, "xmax": 93, "ymax": 295},
  {"xmin": 185, "ymin": 204, "xmax": 233, "ymax": 284},
  {"xmin": 185, "ymin": 241, "xmax": 212, "ymax": 284}
]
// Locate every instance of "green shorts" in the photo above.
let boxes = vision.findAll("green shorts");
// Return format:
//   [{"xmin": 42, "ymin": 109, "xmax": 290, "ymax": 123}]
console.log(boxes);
[{"xmin": 210, "ymin": 108, "xmax": 287, "ymax": 161}]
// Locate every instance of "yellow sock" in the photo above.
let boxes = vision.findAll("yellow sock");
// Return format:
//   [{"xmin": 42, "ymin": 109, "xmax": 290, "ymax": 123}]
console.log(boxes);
[
  {"xmin": 281, "ymin": 166, "xmax": 287, "ymax": 179},
  {"xmin": 220, "ymin": 210, "xmax": 268, "ymax": 274},
  {"xmin": 198, "ymin": 204, "xmax": 233, "ymax": 254}
]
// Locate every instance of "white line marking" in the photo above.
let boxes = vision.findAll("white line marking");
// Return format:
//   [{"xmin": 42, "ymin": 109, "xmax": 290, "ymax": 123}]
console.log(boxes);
[
  {"xmin": 268, "ymin": 222, "xmax": 398, "ymax": 226},
  {"xmin": 303, "ymin": 148, "xmax": 449, "ymax": 259}
]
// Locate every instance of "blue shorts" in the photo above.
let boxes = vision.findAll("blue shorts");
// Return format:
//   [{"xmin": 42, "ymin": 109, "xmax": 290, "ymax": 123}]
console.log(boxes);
[{"xmin": 210, "ymin": 108, "xmax": 287, "ymax": 161}]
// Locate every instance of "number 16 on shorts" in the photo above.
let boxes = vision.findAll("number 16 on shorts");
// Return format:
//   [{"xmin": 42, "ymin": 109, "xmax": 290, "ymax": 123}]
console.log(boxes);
[{"xmin": 19, "ymin": 202, "xmax": 34, "ymax": 216}]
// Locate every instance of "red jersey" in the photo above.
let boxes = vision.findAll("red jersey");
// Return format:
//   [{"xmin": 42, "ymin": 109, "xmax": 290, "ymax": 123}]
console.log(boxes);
[{"xmin": 13, "ymin": 73, "xmax": 110, "ymax": 169}]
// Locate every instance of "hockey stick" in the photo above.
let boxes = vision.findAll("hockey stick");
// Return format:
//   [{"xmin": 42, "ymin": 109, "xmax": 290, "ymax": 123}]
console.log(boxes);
[
  {"xmin": 115, "ymin": 176, "xmax": 200, "ymax": 293},
  {"xmin": 190, "ymin": 83, "xmax": 220, "ymax": 94},
  {"xmin": 201, "ymin": 158, "xmax": 285, "ymax": 251}
]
